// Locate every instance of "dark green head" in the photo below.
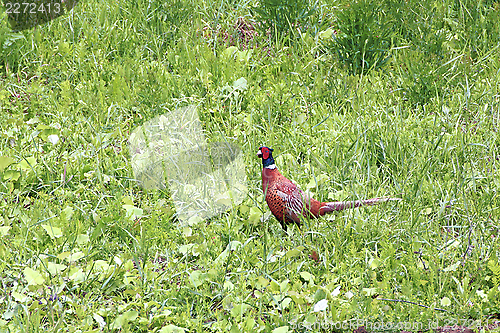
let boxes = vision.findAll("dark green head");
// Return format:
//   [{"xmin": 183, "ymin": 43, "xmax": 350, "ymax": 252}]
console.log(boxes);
[{"xmin": 257, "ymin": 146, "xmax": 275, "ymax": 168}]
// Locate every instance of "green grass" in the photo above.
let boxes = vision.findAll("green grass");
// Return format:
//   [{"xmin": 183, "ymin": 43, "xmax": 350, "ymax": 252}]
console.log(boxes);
[{"xmin": 1, "ymin": 0, "xmax": 500, "ymax": 332}]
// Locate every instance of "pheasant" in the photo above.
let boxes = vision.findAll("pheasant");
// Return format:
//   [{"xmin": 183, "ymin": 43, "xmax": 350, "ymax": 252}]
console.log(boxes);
[{"xmin": 257, "ymin": 146, "xmax": 400, "ymax": 230}]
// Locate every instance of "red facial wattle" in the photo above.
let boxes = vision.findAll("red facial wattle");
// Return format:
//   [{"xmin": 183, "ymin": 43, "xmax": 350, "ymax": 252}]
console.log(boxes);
[{"xmin": 262, "ymin": 147, "xmax": 270, "ymax": 160}]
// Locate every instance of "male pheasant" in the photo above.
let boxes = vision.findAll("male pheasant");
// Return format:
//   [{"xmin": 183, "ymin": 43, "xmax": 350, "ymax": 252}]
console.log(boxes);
[{"xmin": 257, "ymin": 146, "xmax": 400, "ymax": 230}]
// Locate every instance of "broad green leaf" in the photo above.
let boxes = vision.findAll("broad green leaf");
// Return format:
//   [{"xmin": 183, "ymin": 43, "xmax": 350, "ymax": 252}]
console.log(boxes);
[
  {"xmin": 318, "ymin": 28, "xmax": 334, "ymax": 39},
  {"xmin": 280, "ymin": 279, "xmax": 289, "ymax": 292},
  {"xmin": 248, "ymin": 207, "xmax": 262, "ymax": 223},
  {"xmin": 306, "ymin": 173, "xmax": 329, "ymax": 189},
  {"xmin": 182, "ymin": 227, "xmax": 192, "ymax": 237},
  {"xmin": 12, "ymin": 291, "xmax": 29, "ymax": 303},
  {"xmin": 285, "ymin": 246, "xmax": 305, "ymax": 258},
  {"xmin": 57, "ymin": 251, "xmax": 70, "ymax": 260},
  {"xmin": 328, "ymin": 190, "xmax": 345, "ymax": 200},
  {"xmin": 62, "ymin": 206, "xmax": 74, "ymax": 220},
  {"xmin": 93, "ymin": 313, "xmax": 106, "ymax": 328},
  {"xmin": 19, "ymin": 157, "xmax": 37, "ymax": 171},
  {"xmin": 41, "ymin": 224, "xmax": 63, "ymax": 239},
  {"xmin": 313, "ymin": 289, "xmax": 326, "ymax": 302},
  {"xmin": 443, "ymin": 261, "xmax": 460, "ymax": 272},
  {"xmin": 138, "ymin": 317, "xmax": 149, "ymax": 325},
  {"xmin": 114, "ymin": 256, "xmax": 122, "ymax": 265},
  {"xmin": 256, "ymin": 276, "xmax": 269, "ymax": 289},
  {"xmin": 0, "ymin": 226, "xmax": 11, "ymax": 236},
  {"xmin": 214, "ymin": 241, "xmax": 242, "ymax": 263},
  {"xmin": 159, "ymin": 324, "xmax": 188, "ymax": 333},
  {"xmin": 227, "ymin": 241, "xmax": 242, "ymax": 251},
  {"xmin": 288, "ymin": 291, "xmax": 306, "ymax": 305},
  {"xmin": 98, "ymin": 307, "xmax": 113, "ymax": 317},
  {"xmin": 0, "ymin": 156, "xmax": 15, "ymax": 172},
  {"xmin": 300, "ymin": 271, "xmax": 314, "ymax": 282},
  {"xmin": 421, "ymin": 207, "xmax": 432, "ymax": 215},
  {"xmin": 26, "ymin": 117, "xmax": 40, "ymax": 125},
  {"xmin": 237, "ymin": 49, "xmax": 253, "ymax": 62},
  {"xmin": 369, "ymin": 258, "xmax": 381, "ymax": 269},
  {"xmin": 230, "ymin": 303, "xmax": 250, "ymax": 317},
  {"xmin": 179, "ymin": 244, "xmax": 195, "ymax": 255},
  {"xmin": 47, "ymin": 262, "xmax": 67, "ymax": 275},
  {"xmin": 124, "ymin": 260, "xmax": 134, "ymax": 270},
  {"xmin": 281, "ymin": 297, "xmax": 292, "ymax": 309},
  {"xmin": 67, "ymin": 251, "xmax": 85, "ymax": 262},
  {"xmin": 269, "ymin": 280, "xmax": 280, "ymax": 292},
  {"xmin": 224, "ymin": 279, "xmax": 234, "ymax": 291},
  {"xmin": 77, "ymin": 234, "xmax": 89, "ymax": 245},
  {"xmin": 296, "ymin": 113, "xmax": 306, "ymax": 124},
  {"xmin": 123, "ymin": 204, "xmax": 143, "ymax": 220},
  {"xmin": 69, "ymin": 267, "xmax": 85, "ymax": 282},
  {"xmin": 152, "ymin": 309, "xmax": 172, "ymax": 321},
  {"xmin": 222, "ymin": 296, "xmax": 233, "ymax": 311},
  {"xmin": 190, "ymin": 270, "xmax": 206, "ymax": 288},
  {"xmin": 216, "ymin": 197, "xmax": 232, "ymax": 206},
  {"xmin": 121, "ymin": 196, "xmax": 134, "ymax": 205},
  {"xmin": 36, "ymin": 124, "xmax": 52, "ymax": 130},
  {"xmin": 272, "ymin": 326, "xmax": 289, "ymax": 333},
  {"xmin": 3, "ymin": 170, "xmax": 20, "ymax": 181},
  {"xmin": 304, "ymin": 314, "xmax": 317, "ymax": 324},
  {"xmin": 2, "ymin": 310, "xmax": 15, "ymax": 320},
  {"xmin": 24, "ymin": 267, "xmax": 45, "ymax": 286},
  {"xmin": 243, "ymin": 317, "xmax": 256, "ymax": 331},
  {"xmin": 233, "ymin": 77, "xmax": 247, "ymax": 91},
  {"xmin": 187, "ymin": 215, "xmax": 203, "ymax": 226},
  {"xmin": 192, "ymin": 243, "xmax": 206, "ymax": 256},
  {"xmin": 223, "ymin": 46, "xmax": 238, "ymax": 58},
  {"xmin": 362, "ymin": 287, "xmax": 378, "ymax": 296},
  {"xmin": 441, "ymin": 297, "xmax": 451, "ymax": 306},
  {"xmin": 239, "ymin": 204, "xmax": 249, "ymax": 214},
  {"xmin": 113, "ymin": 310, "xmax": 138, "ymax": 328},
  {"xmin": 94, "ymin": 260, "xmax": 110, "ymax": 272}
]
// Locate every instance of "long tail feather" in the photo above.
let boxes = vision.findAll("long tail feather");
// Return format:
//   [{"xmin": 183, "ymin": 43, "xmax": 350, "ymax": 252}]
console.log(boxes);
[{"xmin": 318, "ymin": 196, "xmax": 401, "ymax": 215}]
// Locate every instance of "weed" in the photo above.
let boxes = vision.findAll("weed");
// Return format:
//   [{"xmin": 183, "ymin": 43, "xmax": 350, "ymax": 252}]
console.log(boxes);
[
  {"xmin": 325, "ymin": 0, "xmax": 394, "ymax": 75},
  {"xmin": 0, "ymin": 0, "xmax": 499, "ymax": 331},
  {"xmin": 251, "ymin": 0, "xmax": 318, "ymax": 41}
]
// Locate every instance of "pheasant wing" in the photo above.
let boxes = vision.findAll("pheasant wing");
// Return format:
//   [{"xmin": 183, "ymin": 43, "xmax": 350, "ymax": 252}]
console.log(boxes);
[{"xmin": 275, "ymin": 184, "xmax": 305, "ymax": 225}]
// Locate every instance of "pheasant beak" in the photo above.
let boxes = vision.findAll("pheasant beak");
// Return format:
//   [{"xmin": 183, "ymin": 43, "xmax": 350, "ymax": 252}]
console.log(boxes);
[{"xmin": 257, "ymin": 149, "xmax": 263, "ymax": 158}]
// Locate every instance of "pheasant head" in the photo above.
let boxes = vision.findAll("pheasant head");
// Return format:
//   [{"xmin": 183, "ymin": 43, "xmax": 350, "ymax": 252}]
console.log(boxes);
[{"xmin": 256, "ymin": 146, "xmax": 275, "ymax": 169}]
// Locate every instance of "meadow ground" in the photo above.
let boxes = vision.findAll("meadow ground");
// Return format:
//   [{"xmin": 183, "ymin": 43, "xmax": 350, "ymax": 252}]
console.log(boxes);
[{"xmin": 0, "ymin": 0, "xmax": 500, "ymax": 332}]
